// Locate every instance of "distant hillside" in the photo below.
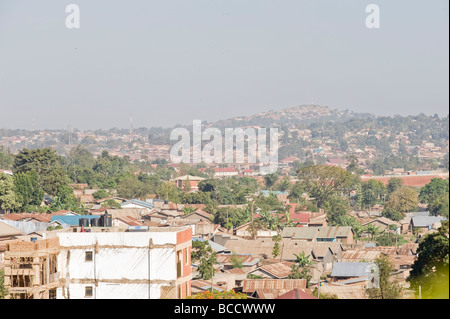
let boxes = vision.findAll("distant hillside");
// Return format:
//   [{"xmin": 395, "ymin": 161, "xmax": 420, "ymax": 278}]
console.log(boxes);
[{"xmin": 211, "ymin": 105, "xmax": 374, "ymax": 129}]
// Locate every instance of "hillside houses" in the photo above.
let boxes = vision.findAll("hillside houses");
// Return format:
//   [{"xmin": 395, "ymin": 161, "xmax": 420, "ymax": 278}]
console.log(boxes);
[{"xmin": 281, "ymin": 226, "xmax": 354, "ymax": 245}]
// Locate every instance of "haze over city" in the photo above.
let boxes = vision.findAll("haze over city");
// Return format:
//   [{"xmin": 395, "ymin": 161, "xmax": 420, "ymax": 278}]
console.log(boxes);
[{"xmin": 0, "ymin": 0, "xmax": 448, "ymax": 130}]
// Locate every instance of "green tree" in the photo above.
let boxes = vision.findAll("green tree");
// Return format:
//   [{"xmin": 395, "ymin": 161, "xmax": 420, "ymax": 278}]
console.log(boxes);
[
  {"xmin": 297, "ymin": 165, "xmax": 355, "ymax": 208},
  {"xmin": 293, "ymin": 251, "xmax": 312, "ymax": 267},
  {"xmin": 229, "ymin": 254, "xmax": 244, "ymax": 269},
  {"xmin": 419, "ymin": 178, "xmax": 449, "ymax": 210},
  {"xmin": 0, "ymin": 172, "xmax": 21, "ymax": 212},
  {"xmin": 358, "ymin": 179, "xmax": 387, "ymax": 209},
  {"xmin": 13, "ymin": 148, "xmax": 68, "ymax": 196},
  {"xmin": 407, "ymin": 221, "xmax": 449, "ymax": 299},
  {"xmin": 66, "ymin": 145, "xmax": 96, "ymax": 184},
  {"xmin": 382, "ymin": 187, "xmax": 419, "ymax": 220},
  {"xmin": 191, "ymin": 240, "xmax": 218, "ymax": 280},
  {"xmin": 272, "ymin": 234, "xmax": 282, "ymax": 258},
  {"xmin": 92, "ymin": 189, "xmax": 111, "ymax": 200},
  {"xmin": 264, "ymin": 173, "xmax": 279, "ymax": 190},
  {"xmin": 323, "ymin": 195, "xmax": 350, "ymax": 225},
  {"xmin": 49, "ymin": 185, "xmax": 84, "ymax": 213},
  {"xmin": 0, "ymin": 146, "xmax": 14, "ymax": 169},
  {"xmin": 387, "ymin": 178, "xmax": 403, "ymax": 194},
  {"xmin": 364, "ymin": 224, "xmax": 381, "ymax": 240},
  {"xmin": 156, "ymin": 181, "xmax": 181, "ymax": 203},
  {"xmin": 13, "ymin": 171, "xmax": 44, "ymax": 210},
  {"xmin": 428, "ymin": 193, "xmax": 449, "ymax": 218},
  {"xmin": 288, "ymin": 264, "xmax": 312, "ymax": 286},
  {"xmin": 346, "ymin": 155, "xmax": 364, "ymax": 175},
  {"xmin": 0, "ymin": 269, "xmax": 9, "ymax": 299}
]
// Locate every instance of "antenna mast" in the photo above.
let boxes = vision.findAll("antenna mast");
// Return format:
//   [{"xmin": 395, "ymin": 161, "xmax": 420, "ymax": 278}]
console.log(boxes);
[{"xmin": 130, "ymin": 112, "xmax": 133, "ymax": 142}]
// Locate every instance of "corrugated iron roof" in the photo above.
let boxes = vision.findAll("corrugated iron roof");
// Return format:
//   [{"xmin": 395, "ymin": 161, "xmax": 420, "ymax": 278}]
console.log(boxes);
[
  {"xmin": 340, "ymin": 250, "xmax": 382, "ymax": 262},
  {"xmin": 254, "ymin": 262, "xmax": 293, "ymax": 279},
  {"xmin": 411, "ymin": 216, "xmax": 446, "ymax": 227},
  {"xmin": 223, "ymin": 238, "xmax": 342, "ymax": 261},
  {"xmin": 282, "ymin": 227, "xmax": 319, "ymax": 239},
  {"xmin": 243, "ymin": 279, "xmax": 307, "ymax": 293},
  {"xmin": 317, "ymin": 226, "xmax": 352, "ymax": 239},
  {"xmin": 318, "ymin": 284, "xmax": 367, "ymax": 299},
  {"xmin": 276, "ymin": 289, "xmax": 318, "ymax": 299},
  {"xmin": 0, "ymin": 221, "xmax": 25, "ymax": 237},
  {"xmin": 331, "ymin": 262, "xmax": 373, "ymax": 277}
]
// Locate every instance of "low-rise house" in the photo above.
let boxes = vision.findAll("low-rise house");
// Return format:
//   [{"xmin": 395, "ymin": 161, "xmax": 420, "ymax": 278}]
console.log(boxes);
[
  {"xmin": 181, "ymin": 209, "xmax": 213, "ymax": 223},
  {"xmin": 95, "ymin": 196, "xmax": 127, "ymax": 206},
  {"xmin": 362, "ymin": 217, "xmax": 401, "ymax": 235},
  {"xmin": 190, "ymin": 279, "xmax": 225, "ymax": 295},
  {"xmin": 410, "ymin": 216, "xmax": 447, "ymax": 233},
  {"xmin": 247, "ymin": 262, "xmax": 293, "ymax": 279},
  {"xmin": 0, "ymin": 221, "xmax": 25, "ymax": 241},
  {"xmin": 171, "ymin": 175, "xmax": 205, "ymax": 191},
  {"xmin": 121, "ymin": 199, "xmax": 154, "ymax": 212},
  {"xmin": 234, "ymin": 222, "xmax": 278, "ymax": 238},
  {"xmin": 281, "ymin": 227, "xmax": 318, "ymax": 242},
  {"xmin": 216, "ymin": 254, "xmax": 260, "ymax": 272},
  {"xmin": 282, "ymin": 226, "xmax": 353, "ymax": 245},
  {"xmin": 339, "ymin": 249, "xmax": 383, "ymax": 263},
  {"xmin": 213, "ymin": 167, "xmax": 239, "ymax": 177},
  {"xmin": 308, "ymin": 213, "xmax": 328, "ymax": 227},
  {"xmin": 311, "ymin": 243, "xmax": 343, "ymax": 272},
  {"xmin": 316, "ymin": 284, "xmax": 367, "ymax": 299},
  {"xmin": 330, "ymin": 262, "xmax": 374, "ymax": 282},
  {"xmin": 276, "ymin": 288, "xmax": 317, "ymax": 299},
  {"xmin": 242, "ymin": 279, "xmax": 307, "ymax": 298},
  {"xmin": 112, "ymin": 215, "xmax": 146, "ymax": 231},
  {"xmin": 220, "ymin": 237, "xmax": 343, "ymax": 272},
  {"xmin": 316, "ymin": 226, "xmax": 354, "ymax": 245},
  {"xmin": 0, "ymin": 213, "xmax": 53, "ymax": 223}
]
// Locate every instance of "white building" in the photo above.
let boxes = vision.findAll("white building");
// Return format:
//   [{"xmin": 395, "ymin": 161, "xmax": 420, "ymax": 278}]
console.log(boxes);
[{"xmin": 55, "ymin": 227, "xmax": 192, "ymax": 299}]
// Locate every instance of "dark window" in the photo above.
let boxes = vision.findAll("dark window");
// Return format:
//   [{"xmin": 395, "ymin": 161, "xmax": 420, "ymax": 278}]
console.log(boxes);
[
  {"xmin": 85, "ymin": 286, "xmax": 93, "ymax": 297},
  {"xmin": 85, "ymin": 251, "xmax": 93, "ymax": 262}
]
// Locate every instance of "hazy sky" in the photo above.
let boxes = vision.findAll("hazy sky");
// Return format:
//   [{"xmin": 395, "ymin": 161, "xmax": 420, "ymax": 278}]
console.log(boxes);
[{"xmin": 0, "ymin": 0, "xmax": 448, "ymax": 130}]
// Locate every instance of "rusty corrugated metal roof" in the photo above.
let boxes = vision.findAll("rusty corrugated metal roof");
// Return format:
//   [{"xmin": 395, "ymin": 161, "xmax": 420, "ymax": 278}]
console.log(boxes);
[{"xmin": 243, "ymin": 279, "xmax": 307, "ymax": 293}]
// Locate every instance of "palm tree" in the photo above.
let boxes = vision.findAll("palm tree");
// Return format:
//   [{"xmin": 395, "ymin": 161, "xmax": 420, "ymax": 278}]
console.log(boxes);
[
  {"xmin": 365, "ymin": 224, "xmax": 380, "ymax": 240},
  {"xmin": 182, "ymin": 205, "xmax": 196, "ymax": 215},
  {"xmin": 278, "ymin": 178, "xmax": 291, "ymax": 192},
  {"xmin": 293, "ymin": 251, "xmax": 312, "ymax": 267},
  {"xmin": 264, "ymin": 173, "xmax": 278, "ymax": 190}
]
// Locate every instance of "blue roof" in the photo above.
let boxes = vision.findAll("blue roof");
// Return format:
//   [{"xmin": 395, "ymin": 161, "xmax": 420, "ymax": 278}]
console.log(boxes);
[{"xmin": 51, "ymin": 215, "xmax": 99, "ymax": 226}]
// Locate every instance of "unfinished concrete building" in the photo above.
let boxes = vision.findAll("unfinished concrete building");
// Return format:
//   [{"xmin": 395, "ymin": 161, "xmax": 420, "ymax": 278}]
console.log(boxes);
[
  {"xmin": 2, "ymin": 227, "xmax": 193, "ymax": 299},
  {"xmin": 3, "ymin": 237, "xmax": 60, "ymax": 299}
]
